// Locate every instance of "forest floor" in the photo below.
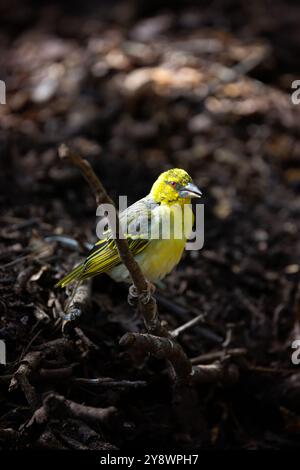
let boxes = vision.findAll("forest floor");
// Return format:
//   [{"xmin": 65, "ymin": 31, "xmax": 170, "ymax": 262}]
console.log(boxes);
[{"xmin": 1, "ymin": 0, "xmax": 300, "ymax": 450}]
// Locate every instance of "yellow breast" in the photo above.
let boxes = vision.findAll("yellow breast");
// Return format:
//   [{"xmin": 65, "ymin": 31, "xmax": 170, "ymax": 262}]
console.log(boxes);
[
  {"xmin": 135, "ymin": 238, "xmax": 186, "ymax": 282},
  {"xmin": 109, "ymin": 202, "xmax": 193, "ymax": 283}
]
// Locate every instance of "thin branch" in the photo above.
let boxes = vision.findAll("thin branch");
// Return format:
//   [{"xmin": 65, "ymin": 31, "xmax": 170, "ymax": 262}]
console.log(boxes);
[
  {"xmin": 38, "ymin": 364, "xmax": 78, "ymax": 381},
  {"xmin": 62, "ymin": 280, "xmax": 100, "ymax": 353},
  {"xmin": 30, "ymin": 393, "xmax": 117, "ymax": 426},
  {"xmin": 170, "ymin": 313, "xmax": 205, "ymax": 339},
  {"xmin": 57, "ymin": 144, "xmax": 240, "ymax": 388},
  {"xmin": 191, "ymin": 348, "xmax": 247, "ymax": 365},
  {"xmin": 45, "ymin": 235, "xmax": 93, "ymax": 252},
  {"xmin": 74, "ymin": 326, "xmax": 99, "ymax": 352},
  {"xmin": 191, "ymin": 363, "xmax": 239, "ymax": 385},
  {"xmin": 120, "ymin": 332, "xmax": 239, "ymax": 386},
  {"xmin": 72, "ymin": 377, "xmax": 147, "ymax": 389},
  {"xmin": 58, "ymin": 143, "xmax": 109, "ymax": 207},
  {"xmin": 62, "ymin": 281, "xmax": 91, "ymax": 335},
  {"xmin": 120, "ymin": 332, "xmax": 192, "ymax": 382},
  {"xmin": 9, "ymin": 338, "xmax": 76, "ymax": 408},
  {"xmin": 9, "ymin": 351, "xmax": 42, "ymax": 409},
  {"xmin": 58, "ymin": 144, "xmax": 147, "ymax": 292},
  {"xmin": 58, "ymin": 143, "xmax": 163, "ymax": 335}
]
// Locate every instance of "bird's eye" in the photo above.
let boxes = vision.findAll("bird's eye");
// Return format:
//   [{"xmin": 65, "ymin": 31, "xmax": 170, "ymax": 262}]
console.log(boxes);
[{"xmin": 170, "ymin": 181, "xmax": 176, "ymax": 187}]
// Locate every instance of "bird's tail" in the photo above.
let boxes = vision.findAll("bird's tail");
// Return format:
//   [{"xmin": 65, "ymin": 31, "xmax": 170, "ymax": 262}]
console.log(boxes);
[{"xmin": 55, "ymin": 263, "xmax": 84, "ymax": 288}]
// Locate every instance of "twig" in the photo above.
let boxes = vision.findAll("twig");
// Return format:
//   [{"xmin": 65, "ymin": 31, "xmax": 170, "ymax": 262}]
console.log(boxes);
[
  {"xmin": 9, "ymin": 351, "xmax": 42, "ymax": 409},
  {"xmin": 72, "ymin": 377, "xmax": 147, "ymax": 389},
  {"xmin": 58, "ymin": 143, "xmax": 163, "ymax": 335},
  {"xmin": 192, "ymin": 363, "xmax": 239, "ymax": 385},
  {"xmin": 35, "ymin": 337, "xmax": 74, "ymax": 356},
  {"xmin": 74, "ymin": 327, "xmax": 99, "ymax": 352},
  {"xmin": 45, "ymin": 235, "xmax": 93, "ymax": 252},
  {"xmin": 120, "ymin": 332, "xmax": 192, "ymax": 382},
  {"xmin": 62, "ymin": 281, "xmax": 91, "ymax": 335},
  {"xmin": 0, "ymin": 246, "xmax": 51, "ymax": 270},
  {"xmin": 30, "ymin": 393, "xmax": 117, "ymax": 426},
  {"xmin": 58, "ymin": 144, "xmax": 240, "ymax": 388},
  {"xmin": 58, "ymin": 276, "xmax": 99, "ymax": 352},
  {"xmin": 155, "ymin": 293, "xmax": 224, "ymax": 343},
  {"xmin": 9, "ymin": 338, "xmax": 76, "ymax": 407},
  {"xmin": 58, "ymin": 144, "xmax": 146, "ymax": 289},
  {"xmin": 20, "ymin": 327, "xmax": 44, "ymax": 359},
  {"xmin": 170, "ymin": 313, "xmax": 205, "ymax": 339},
  {"xmin": 0, "ymin": 428, "xmax": 19, "ymax": 442},
  {"xmin": 120, "ymin": 333, "xmax": 239, "ymax": 386},
  {"xmin": 59, "ymin": 144, "xmax": 109, "ymax": 207},
  {"xmin": 247, "ymin": 365, "xmax": 296, "ymax": 375},
  {"xmin": 38, "ymin": 364, "xmax": 78, "ymax": 381},
  {"xmin": 191, "ymin": 348, "xmax": 247, "ymax": 364}
]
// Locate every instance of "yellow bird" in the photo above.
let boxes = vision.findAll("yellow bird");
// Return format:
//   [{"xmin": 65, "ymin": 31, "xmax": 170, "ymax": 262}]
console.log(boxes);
[{"xmin": 56, "ymin": 168, "xmax": 202, "ymax": 288}]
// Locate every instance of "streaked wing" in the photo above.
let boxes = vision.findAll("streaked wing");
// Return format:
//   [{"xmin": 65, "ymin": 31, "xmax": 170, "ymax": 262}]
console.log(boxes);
[{"xmin": 80, "ymin": 197, "xmax": 157, "ymax": 279}]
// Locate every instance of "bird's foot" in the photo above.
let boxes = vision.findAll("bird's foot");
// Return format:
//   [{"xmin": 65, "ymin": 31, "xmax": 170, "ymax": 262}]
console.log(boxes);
[
  {"xmin": 128, "ymin": 284, "xmax": 139, "ymax": 306},
  {"xmin": 127, "ymin": 281, "xmax": 155, "ymax": 306},
  {"xmin": 139, "ymin": 281, "xmax": 156, "ymax": 305}
]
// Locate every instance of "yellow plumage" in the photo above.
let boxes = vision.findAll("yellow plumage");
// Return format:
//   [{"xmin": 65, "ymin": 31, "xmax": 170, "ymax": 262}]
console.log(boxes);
[{"xmin": 56, "ymin": 168, "xmax": 202, "ymax": 288}]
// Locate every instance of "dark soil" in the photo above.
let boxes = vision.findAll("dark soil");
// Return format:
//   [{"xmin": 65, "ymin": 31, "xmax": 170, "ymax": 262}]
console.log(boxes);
[{"xmin": 1, "ymin": 0, "xmax": 300, "ymax": 450}]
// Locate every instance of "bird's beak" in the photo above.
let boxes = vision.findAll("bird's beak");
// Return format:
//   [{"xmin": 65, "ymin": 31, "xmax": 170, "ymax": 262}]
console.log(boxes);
[{"xmin": 179, "ymin": 182, "xmax": 202, "ymax": 198}]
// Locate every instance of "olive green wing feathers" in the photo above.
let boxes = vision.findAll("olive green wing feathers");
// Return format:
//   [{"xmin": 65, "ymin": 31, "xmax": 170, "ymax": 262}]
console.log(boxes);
[{"xmin": 55, "ymin": 197, "xmax": 156, "ymax": 287}]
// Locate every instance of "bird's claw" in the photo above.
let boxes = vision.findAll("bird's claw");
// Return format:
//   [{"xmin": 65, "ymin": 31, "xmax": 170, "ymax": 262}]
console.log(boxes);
[
  {"xmin": 139, "ymin": 281, "xmax": 155, "ymax": 304},
  {"xmin": 128, "ymin": 284, "xmax": 139, "ymax": 306},
  {"xmin": 127, "ymin": 282, "xmax": 155, "ymax": 306}
]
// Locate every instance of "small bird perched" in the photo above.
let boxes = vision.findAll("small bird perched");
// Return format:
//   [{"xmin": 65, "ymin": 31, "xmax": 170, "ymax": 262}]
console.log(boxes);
[{"xmin": 56, "ymin": 168, "xmax": 202, "ymax": 288}]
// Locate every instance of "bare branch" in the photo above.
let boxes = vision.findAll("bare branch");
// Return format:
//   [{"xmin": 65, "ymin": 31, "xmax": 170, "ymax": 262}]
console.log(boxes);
[
  {"xmin": 58, "ymin": 143, "xmax": 109, "ymax": 207},
  {"xmin": 30, "ymin": 393, "xmax": 117, "ymax": 426},
  {"xmin": 170, "ymin": 313, "xmax": 205, "ymax": 339},
  {"xmin": 9, "ymin": 351, "xmax": 42, "ymax": 409},
  {"xmin": 62, "ymin": 281, "xmax": 91, "ymax": 334},
  {"xmin": 9, "ymin": 338, "xmax": 76, "ymax": 408},
  {"xmin": 72, "ymin": 377, "xmax": 147, "ymax": 389},
  {"xmin": 38, "ymin": 364, "xmax": 78, "ymax": 381},
  {"xmin": 191, "ymin": 348, "xmax": 247, "ymax": 365},
  {"xmin": 58, "ymin": 143, "xmax": 163, "ymax": 335},
  {"xmin": 192, "ymin": 363, "xmax": 239, "ymax": 385},
  {"xmin": 120, "ymin": 332, "xmax": 192, "ymax": 382},
  {"xmin": 58, "ymin": 143, "xmax": 240, "ymax": 389}
]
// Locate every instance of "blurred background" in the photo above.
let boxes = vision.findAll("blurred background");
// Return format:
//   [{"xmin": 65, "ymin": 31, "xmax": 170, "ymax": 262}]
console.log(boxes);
[{"xmin": 1, "ymin": 0, "xmax": 300, "ymax": 450}]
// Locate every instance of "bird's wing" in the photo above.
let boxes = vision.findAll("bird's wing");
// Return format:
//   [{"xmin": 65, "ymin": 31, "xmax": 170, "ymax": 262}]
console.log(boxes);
[{"xmin": 80, "ymin": 197, "xmax": 158, "ymax": 279}]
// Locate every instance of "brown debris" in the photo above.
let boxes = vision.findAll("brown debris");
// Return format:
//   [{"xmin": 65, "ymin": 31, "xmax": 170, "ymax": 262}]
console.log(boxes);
[
  {"xmin": 1, "ymin": 0, "xmax": 300, "ymax": 451},
  {"xmin": 30, "ymin": 393, "xmax": 117, "ymax": 427}
]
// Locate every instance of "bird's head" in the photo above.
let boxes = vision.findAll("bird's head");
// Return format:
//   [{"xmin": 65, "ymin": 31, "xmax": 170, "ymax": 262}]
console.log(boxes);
[{"xmin": 150, "ymin": 168, "xmax": 202, "ymax": 204}]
